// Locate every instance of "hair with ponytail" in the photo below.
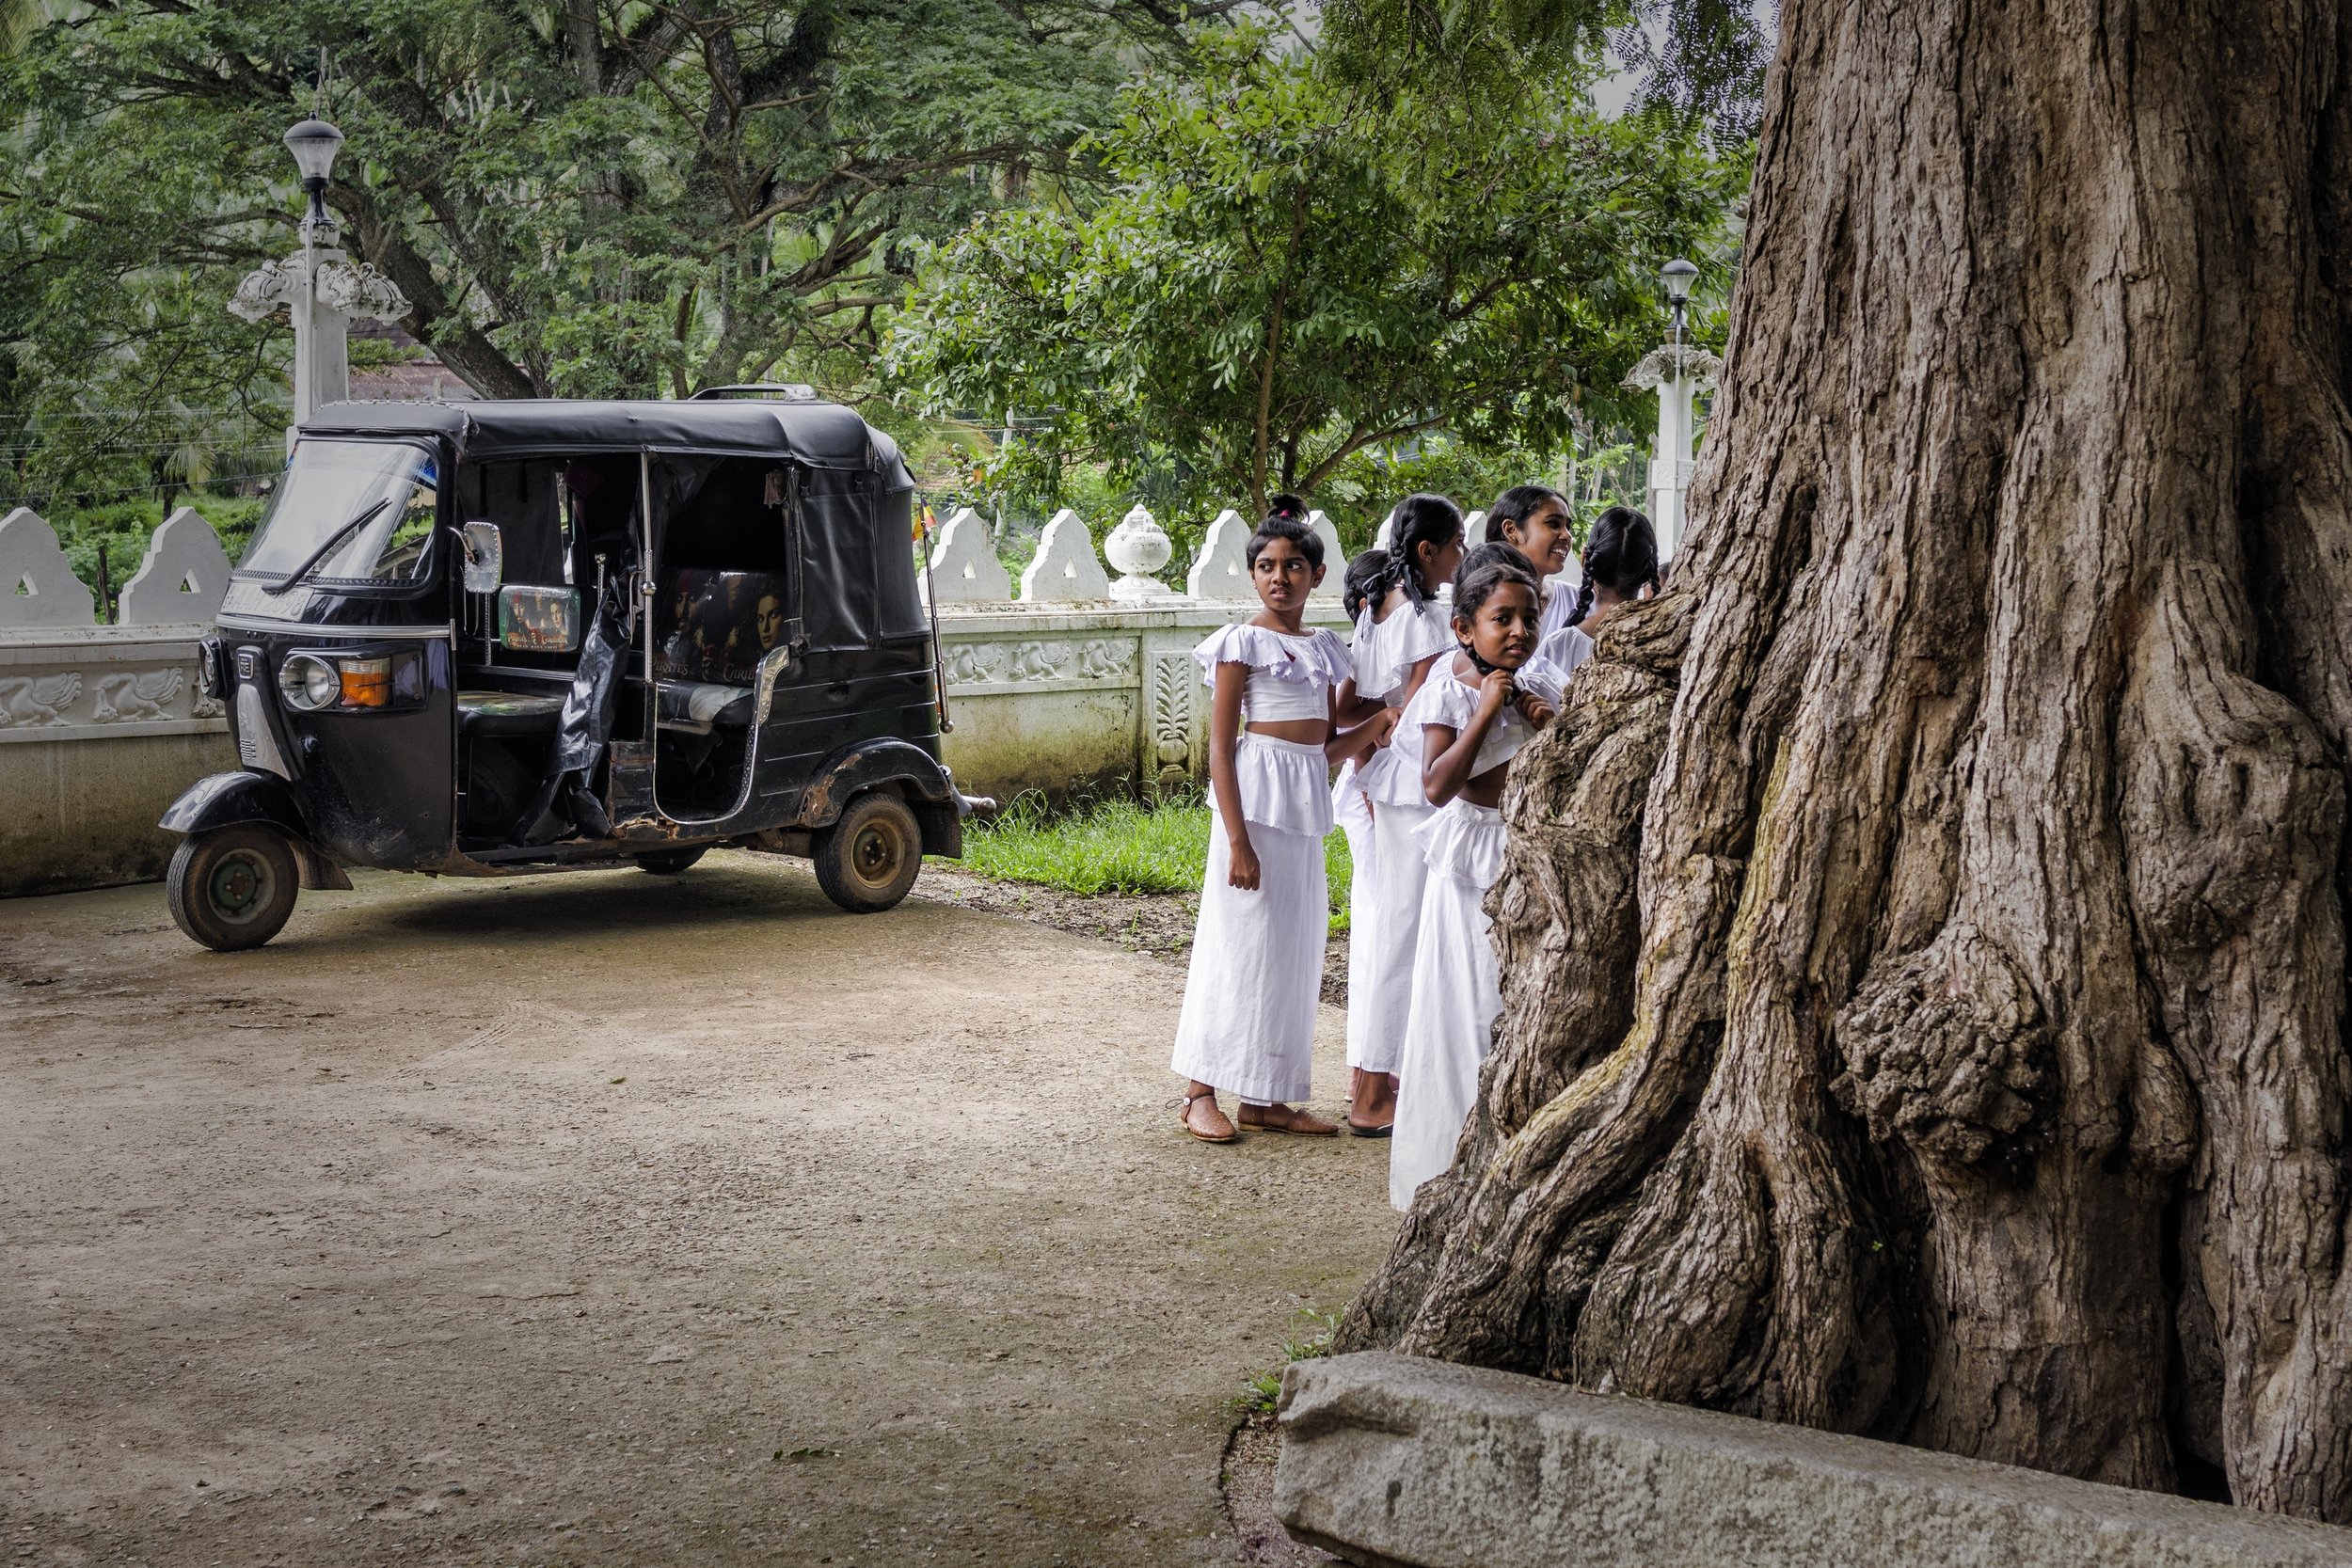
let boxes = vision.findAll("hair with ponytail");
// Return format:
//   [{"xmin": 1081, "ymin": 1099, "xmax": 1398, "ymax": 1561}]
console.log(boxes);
[
  {"xmin": 1343, "ymin": 547, "xmax": 1391, "ymax": 620},
  {"xmin": 1381, "ymin": 493, "xmax": 1465, "ymax": 606},
  {"xmin": 1570, "ymin": 505, "xmax": 1661, "ymax": 626},
  {"xmin": 1484, "ymin": 484, "xmax": 1569, "ymax": 545}
]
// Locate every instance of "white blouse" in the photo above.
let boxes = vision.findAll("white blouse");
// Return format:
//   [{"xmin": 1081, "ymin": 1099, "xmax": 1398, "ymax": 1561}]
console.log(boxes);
[
  {"xmin": 1351, "ymin": 594, "xmax": 1454, "ymax": 704},
  {"xmin": 1403, "ymin": 655, "xmax": 1567, "ymax": 785},
  {"xmin": 1192, "ymin": 622, "xmax": 1350, "ymax": 723}
]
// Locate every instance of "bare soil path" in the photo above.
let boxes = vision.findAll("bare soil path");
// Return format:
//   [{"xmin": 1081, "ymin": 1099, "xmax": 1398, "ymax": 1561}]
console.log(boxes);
[{"xmin": 0, "ymin": 852, "xmax": 1392, "ymax": 1566}]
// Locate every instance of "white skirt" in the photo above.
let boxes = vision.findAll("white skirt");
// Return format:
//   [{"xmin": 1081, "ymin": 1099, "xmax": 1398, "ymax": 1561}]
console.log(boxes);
[
  {"xmin": 1333, "ymin": 766, "xmax": 1382, "ymax": 1070},
  {"xmin": 1227, "ymin": 731, "xmax": 1334, "ymax": 837},
  {"xmin": 1391, "ymin": 800, "xmax": 1507, "ymax": 1211},
  {"xmin": 1351, "ymin": 799, "xmax": 1433, "ymax": 1076},
  {"xmin": 1169, "ymin": 812, "xmax": 1328, "ymax": 1104}
]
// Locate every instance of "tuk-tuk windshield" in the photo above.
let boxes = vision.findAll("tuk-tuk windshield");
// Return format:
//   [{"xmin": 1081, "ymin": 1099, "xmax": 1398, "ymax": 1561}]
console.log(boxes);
[{"xmin": 239, "ymin": 440, "xmax": 439, "ymax": 587}]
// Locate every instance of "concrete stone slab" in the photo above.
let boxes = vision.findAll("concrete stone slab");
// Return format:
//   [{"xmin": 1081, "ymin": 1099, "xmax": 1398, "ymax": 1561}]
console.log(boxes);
[{"xmin": 1275, "ymin": 1352, "xmax": 2352, "ymax": 1568}]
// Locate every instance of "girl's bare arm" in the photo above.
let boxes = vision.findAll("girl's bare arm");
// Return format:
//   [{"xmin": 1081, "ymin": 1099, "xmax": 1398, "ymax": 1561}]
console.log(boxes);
[{"xmin": 1206, "ymin": 662, "xmax": 1261, "ymax": 889}]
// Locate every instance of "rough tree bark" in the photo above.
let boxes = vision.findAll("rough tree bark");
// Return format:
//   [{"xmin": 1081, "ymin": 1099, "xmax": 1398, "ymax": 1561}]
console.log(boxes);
[{"xmin": 1340, "ymin": 0, "xmax": 2352, "ymax": 1518}]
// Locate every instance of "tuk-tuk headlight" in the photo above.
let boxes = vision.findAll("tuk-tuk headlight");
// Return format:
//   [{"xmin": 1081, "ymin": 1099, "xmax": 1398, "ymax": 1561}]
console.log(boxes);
[{"xmin": 278, "ymin": 654, "xmax": 341, "ymax": 711}]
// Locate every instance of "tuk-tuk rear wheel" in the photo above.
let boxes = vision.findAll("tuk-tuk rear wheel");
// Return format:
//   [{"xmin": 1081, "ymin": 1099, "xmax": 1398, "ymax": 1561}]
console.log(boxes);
[
  {"xmin": 812, "ymin": 791, "xmax": 922, "ymax": 913},
  {"xmin": 167, "ymin": 824, "xmax": 299, "ymax": 953}
]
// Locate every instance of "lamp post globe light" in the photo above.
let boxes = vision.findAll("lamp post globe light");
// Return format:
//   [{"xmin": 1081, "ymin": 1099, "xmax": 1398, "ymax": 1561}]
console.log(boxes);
[
  {"xmin": 1618, "ymin": 257, "xmax": 1720, "ymax": 566},
  {"xmin": 229, "ymin": 116, "xmax": 410, "ymax": 436}
]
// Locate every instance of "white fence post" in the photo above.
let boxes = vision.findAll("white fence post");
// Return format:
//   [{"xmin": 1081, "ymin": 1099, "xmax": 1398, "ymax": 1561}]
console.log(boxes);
[
  {"xmin": 1184, "ymin": 510, "xmax": 1253, "ymax": 600},
  {"xmin": 1018, "ymin": 509, "xmax": 1113, "ymax": 603},
  {"xmin": 119, "ymin": 507, "xmax": 233, "ymax": 626},
  {"xmin": 0, "ymin": 509, "xmax": 96, "ymax": 629},
  {"xmin": 921, "ymin": 506, "xmax": 1012, "ymax": 606},
  {"xmin": 1305, "ymin": 510, "xmax": 1344, "ymax": 603}
]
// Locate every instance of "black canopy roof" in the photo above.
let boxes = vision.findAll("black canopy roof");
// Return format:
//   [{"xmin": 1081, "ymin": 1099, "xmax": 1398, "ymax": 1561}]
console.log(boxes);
[{"xmin": 302, "ymin": 398, "xmax": 911, "ymax": 485}]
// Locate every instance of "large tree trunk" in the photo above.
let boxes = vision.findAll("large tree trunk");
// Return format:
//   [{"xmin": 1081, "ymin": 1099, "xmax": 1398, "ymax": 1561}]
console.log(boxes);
[{"xmin": 1340, "ymin": 0, "xmax": 2352, "ymax": 1517}]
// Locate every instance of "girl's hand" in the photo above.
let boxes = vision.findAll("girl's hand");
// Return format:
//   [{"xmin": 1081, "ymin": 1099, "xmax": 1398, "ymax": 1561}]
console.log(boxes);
[
  {"xmin": 1476, "ymin": 669, "xmax": 1515, "ymax": 716},
  {"xmin": 1229, "ymin": 834, "xmax": 1263, "ymax": 891},
  {"xmin": 1518, "ymin": 693, "xmax": 1557, "ymax": 728},
  {"xmin": 1368, "ymin": 707, "xmax": 1400, "ymax": 749}
]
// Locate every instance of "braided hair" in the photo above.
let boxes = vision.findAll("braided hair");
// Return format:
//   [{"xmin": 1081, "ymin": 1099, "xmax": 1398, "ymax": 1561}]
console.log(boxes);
[
  {"xmin": 1342, "ymin": 547, "xmax": 1391, "ymax": 620},
  {"xmin": 1483, "ymin": 484, "xmax": 1569, "ymax": 545},
  {"xmin": 1380, "ymin": 493, "xmax": 1465, "ymax": 607},
  {"xmin": 1570, "ymin": 505, "xmax": 1661, "ymax": 626}
]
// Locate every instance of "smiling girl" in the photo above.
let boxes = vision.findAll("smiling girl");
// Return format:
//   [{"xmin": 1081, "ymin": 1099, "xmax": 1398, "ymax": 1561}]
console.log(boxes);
[
  {"xmin": 1171, "ymin": 505, "xmax": 1393, "ymax": 1144},
  {"xmin": 1483, "ymin": 483, "xmax": 1580, "ymax": 646}
]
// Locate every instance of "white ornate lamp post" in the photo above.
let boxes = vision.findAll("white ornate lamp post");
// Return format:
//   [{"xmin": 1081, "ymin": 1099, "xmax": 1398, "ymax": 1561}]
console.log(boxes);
[
  {"xmin": 230, "ymin": 117, "xmax": 412, "ymax": 437},
  {"xmin": 1623, "ymin": 257, "xmax": 1719, "ymax": 565}
]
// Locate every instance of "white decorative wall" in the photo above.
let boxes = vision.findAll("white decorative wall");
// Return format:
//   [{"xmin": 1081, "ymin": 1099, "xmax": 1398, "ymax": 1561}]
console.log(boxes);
[{"xmin": 0, "ymin": 504, "xmax": 1351, "ymax": 895}]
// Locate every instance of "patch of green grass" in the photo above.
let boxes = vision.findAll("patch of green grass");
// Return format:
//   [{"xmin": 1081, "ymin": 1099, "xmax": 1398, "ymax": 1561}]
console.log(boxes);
[
  {"xmin": 958, "ymin": 792, "xmax": 1354, "ymax": 929},
  {"xmin": 1238, "ymin": 1308, "xmax": 1342, "ymax": 1416}
]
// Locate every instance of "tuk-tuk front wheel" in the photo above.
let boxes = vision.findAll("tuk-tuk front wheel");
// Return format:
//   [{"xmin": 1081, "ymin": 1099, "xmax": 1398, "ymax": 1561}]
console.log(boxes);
[
  {"xmin": 812, "ymin": 791, "xmax": 922, "ymax": 914},
  {"xmin": 167, "ymin": 824, "xmax": 299, "ymax": 952}
]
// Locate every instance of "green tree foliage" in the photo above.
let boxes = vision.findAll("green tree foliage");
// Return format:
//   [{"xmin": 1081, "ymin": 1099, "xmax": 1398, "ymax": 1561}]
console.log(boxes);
[
  {"xmin": 1322, "ymin": 0, "xmax": 1774, "ymax": 144},
  {"xmin": 886, "ymin": 28, "xmax": 1740, "ymax": 519},
  {"xmin": 0, "ymin": 0, "xmax": 1216, "ymax": 512}
]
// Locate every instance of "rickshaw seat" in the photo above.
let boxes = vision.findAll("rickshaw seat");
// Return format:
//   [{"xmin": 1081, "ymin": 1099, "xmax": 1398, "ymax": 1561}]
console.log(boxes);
[
  {"xmin": 656, "ymin": 680, "xmax": 755, "ymax": 734},
  {"xmin": 458, "ymin": 689, "xmax": 566, "ymax": 738}
]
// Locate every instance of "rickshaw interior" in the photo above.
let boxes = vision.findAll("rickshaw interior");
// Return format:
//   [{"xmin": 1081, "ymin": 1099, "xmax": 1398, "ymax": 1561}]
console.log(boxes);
[{"xmin": 441, "ymin": 450, "xmax": 828, "ymax": 844}]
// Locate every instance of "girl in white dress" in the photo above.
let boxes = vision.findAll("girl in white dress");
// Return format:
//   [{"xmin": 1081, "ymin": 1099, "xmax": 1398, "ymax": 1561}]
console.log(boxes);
[
  {"xmin": 1173, "ymin": 508, "xmax": 1396, "ymax": 1144},
  {"xmin": 1338, "ymin": 495, "xmax": 1467, "ymax": 1135},
  {"xmin": 1329, "ymin": 547, "xmax": 1404, "ymax": 1119},
  {"xmin": 1391, "ymin": 554, "xmax": 1563, "ymax": 1209},
  {"xmin": 1483, "ymin": 484, "xmax": 1581, "ymax": 648},
  {"xmin": 1536, "ymin": 504, "xmax": 1660, "ymax": 675}
]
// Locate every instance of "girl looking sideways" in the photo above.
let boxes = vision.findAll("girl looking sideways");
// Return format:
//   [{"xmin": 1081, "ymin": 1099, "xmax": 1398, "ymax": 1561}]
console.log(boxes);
[{"xmin": 1171, "ymin": 507, "xmax": 1394, "ymax": 1144}]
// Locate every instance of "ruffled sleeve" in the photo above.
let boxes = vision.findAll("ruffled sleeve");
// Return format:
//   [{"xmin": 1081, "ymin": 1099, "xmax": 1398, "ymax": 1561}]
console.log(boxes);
[
  {"xmin": 1357, "ymin": 598, "xmax": 1456, "ymax": 700},
  {"xmin": 1192, "ymin": 623, "xmax": 1355, "ymax": 689},
  {"xmin": 1403, "ymin": 664, "xmax": 1478, "ymax": 735},
  {"xmin": 1514, "ymin": 657, "xmax": 1567, "ymax": 710}
]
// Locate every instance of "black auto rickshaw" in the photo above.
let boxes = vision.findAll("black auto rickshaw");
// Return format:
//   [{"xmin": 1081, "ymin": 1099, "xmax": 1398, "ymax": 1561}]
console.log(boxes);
[{"xmin": 161, "ymin": 393, "xmax": 984, "ymax": 952}]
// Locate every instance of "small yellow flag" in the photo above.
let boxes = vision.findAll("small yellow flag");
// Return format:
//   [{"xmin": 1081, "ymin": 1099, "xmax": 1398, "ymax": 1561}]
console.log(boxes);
[{"xmin": 914, "ymin": 503, "xmax": 937, "ymax": 543}]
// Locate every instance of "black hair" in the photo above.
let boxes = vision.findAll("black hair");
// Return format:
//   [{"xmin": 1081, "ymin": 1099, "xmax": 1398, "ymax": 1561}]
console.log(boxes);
[
  {"xmin": 1452, "ymin": 556, "xmax": 1540, "ymax": 624},
  {"xmin": 1451, "ymin": 558, "xmax": 1541, "ymax": 673},
  {"xmin": 1380, "ymin": 493, "xmax": 1465, "ymax": 606},
  {"xmin": 1342, "ymin": 547, "xmax": 1391, "ymax": 620},
  {"xmin": 1484, "ymin": 484, "xmax": 1570, "ymax": 545},
  {"xmin": 1571, "ymin": 505, "xmax": 1661, "ymax": 626},
  {"xmin": 1265, "ymin": 492, "xmax": 1308, "ymax": 522},
  {"xmin": 1459, "ymin": 540, "xmax": 1536, "ymax": 580},
  {"xmin": 1247, "ymin": 512, "xmax": 1322, "ymax": 570}
]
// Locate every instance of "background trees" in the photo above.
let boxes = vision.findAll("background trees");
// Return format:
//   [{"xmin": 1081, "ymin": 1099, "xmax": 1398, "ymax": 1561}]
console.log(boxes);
[
  {"xmin": 0, "ymin": 0, "xmax": 1189, "ymax": 515},
  {"xmin": 883, "ymin": 27, "xmax": 1738, "ymax": 521},
  {"xmin": 0, "ymin": 0, "xmax": 1747, "ymax": 578}
]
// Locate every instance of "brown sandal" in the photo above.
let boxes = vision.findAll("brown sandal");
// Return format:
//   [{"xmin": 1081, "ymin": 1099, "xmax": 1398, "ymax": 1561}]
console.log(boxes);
[
  {"xmin": 1180, "ymin": 1088, "xmax": 1239, "ymax": 1143},
  {"xmin": 1238, "ymin": 1102, "xmax": 1339, "ymax": 1137}
]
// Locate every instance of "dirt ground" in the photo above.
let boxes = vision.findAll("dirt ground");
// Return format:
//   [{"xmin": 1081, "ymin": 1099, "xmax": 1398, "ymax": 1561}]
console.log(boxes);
[
  {"xmin": 915, "ymin": 868, "xmax": 1352, "ymax": 1009},
  {"xmin": 0, "ymin": 851, "xmax": 1392, "ymax": 1567}
]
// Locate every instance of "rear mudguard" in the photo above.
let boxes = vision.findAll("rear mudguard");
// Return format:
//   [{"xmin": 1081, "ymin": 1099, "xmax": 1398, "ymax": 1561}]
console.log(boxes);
[
  {"xmin": 800, "ymin": 739, "xmax": 961, "ymax": 858},
  {"xmin": 158, "ymin": 771, "xmax": 353, "ymax": 890}
]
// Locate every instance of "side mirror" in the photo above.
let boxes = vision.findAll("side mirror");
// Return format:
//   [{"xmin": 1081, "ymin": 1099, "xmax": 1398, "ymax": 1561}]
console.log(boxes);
[{"xmin": 460, "ymin": 521, "xmax": 503, "ymax": 594}]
